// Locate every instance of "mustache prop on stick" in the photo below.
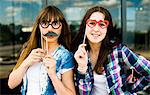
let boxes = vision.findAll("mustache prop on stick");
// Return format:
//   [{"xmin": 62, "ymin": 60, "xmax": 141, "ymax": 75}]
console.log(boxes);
[
  {"xmin": 41, "ymin": 32, "xmax": 58, "ymax": 54},
  {"xmin": 44, "ymin": 32, "xmax": 58, "ymax": 37}
]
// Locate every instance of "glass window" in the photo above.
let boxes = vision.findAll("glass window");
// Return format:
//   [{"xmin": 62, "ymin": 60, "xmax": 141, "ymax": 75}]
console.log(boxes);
[
  {"xmin": 1, "ymin": 0, "xmax": 149, "ymax": 94},
  {"xmin": 47, "ymin": 0, "xmax": 121, "ymax": 38},
  {"xmin": 126, "ymin": 0, "xmax": 150, "ymax": 59},
  {"xmin": 0, "ymin": 0, "xmax": 42, "ymax": 94}
]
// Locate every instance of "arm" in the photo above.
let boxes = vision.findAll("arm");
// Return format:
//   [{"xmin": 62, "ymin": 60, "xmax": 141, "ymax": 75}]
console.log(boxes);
[
  {"xmin": 75, "ymin": 65, "xmax": 93, "ymax": 95},
  {"xmin": 43, "ymin": 52, "xmax": 76, "ymax": 95},
  {"xmin": 121, "ymin": 44, "xmax": 150, "ymax": 92},
  {"xmin": 8, "ymin": 48, "xmax": 45, "ymax": 89},
  {"xmin": 8, "ymin": 61, "xmax": 28, "ymax": 89},
  {"xmin": 74, "ymin": 44, "xmax": 93, "ymax": 95},
  {"xmin": 49, "ymin": 70, "xmax": 76, "ymax": 95}
]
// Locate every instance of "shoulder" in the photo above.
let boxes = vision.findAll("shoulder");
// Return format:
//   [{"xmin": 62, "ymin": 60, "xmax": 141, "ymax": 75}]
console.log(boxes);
[
  {"xmin": 58, "ymin": 46, "xmax": 74, "ymax": 69},
  {"xmin": 109, "ymin": 43, "xmax": 131, "ymax": 57},
  {"xmin": 58, "ymin": 45, "xmax": 73, "ymax": 58},
  {"xmin": 112, "ymin": 43, "xmax": 127, "ymax": 50},
  {"xmin": 111, "ymin": 43, "xmax": 130, "ymax": 53}
]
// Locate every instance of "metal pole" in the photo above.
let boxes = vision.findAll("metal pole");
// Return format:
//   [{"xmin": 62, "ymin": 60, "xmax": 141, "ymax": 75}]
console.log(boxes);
[
  {"xmin": 121, "ymin": 0, "xmax": 127, "ymax": 44},
  {"xmin": 12, "ymin": 0, "xmax": 15, "ymax": 60},
  {"xmin": 42, "ymin": 0, "xmax": 48, "ymax": 7}
]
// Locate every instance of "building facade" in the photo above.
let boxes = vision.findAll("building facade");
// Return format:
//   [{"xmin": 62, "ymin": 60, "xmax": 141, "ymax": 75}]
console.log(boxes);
[{"xmin": 0, "ymin": 0, "xmax": 149, "ymax": 94}]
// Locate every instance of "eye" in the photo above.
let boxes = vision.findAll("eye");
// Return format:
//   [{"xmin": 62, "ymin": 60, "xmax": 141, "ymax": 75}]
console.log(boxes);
[
  {"xmin": 52, "ymin": 21, "xmax": 60, "ymax": 26},
  {"xmin": 100, "ymin": 22, "xmax": 106, "ymax": 26},
  {"xmin": 87, "ymin": 20, "xmax": 96, "ymax": 27},
  {"xmin": 41, "ymin": 20, "xmax": 49, "ymax": 26},
  {"xmin": 89, "ymin": 21, "xmax": 96, "ymax": 25}
]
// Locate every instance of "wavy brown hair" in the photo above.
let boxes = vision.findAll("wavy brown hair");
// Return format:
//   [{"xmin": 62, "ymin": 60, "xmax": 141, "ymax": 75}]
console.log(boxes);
[
  {"xmin": 72, "ymin": 6, "xmax": 119, "ymax": 74},
  {"xmin": 14, "ymin": 6, "xmax": 71, "ymax": 70}
]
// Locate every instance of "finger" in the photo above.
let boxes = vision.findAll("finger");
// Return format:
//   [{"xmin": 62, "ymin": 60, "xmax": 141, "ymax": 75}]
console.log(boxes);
[
  {"xmin": 36, "ymin": 48, "xmax": 45, "ymax": 53},
  {"xmin": 45, "ymin": 54, "xmax": 54, "ymax": 59},
  {"xmin": 32, "ymin": 53, "xmax": 45, "ymax": 58},
  {"xmin": 32, "ymin": 48, "xmax": 46, "ymax": 55},
  {"xmin": 78, "ymin": 44, "xmax": 87, "ymax": 53},
  {"xmin": 31, "ymin": 58, "xmax": 42, "ymax": 63},
  {"xmin": 78, "ymin": 47, "xmax": 87, "ymax": 56},
  {"xmin": 74, "ymin": 50, "xmax": 83, "ymax": 59},
  {"xmin": 31, "ymin": 49, "xmax": 45, "ymax": 56},
  {"xmin": 78, "ymin": 44, "xmax": 86, "ymax": 49},
  {"xmin": 45, "ymin": 54, "xmax": 52, "ymax": 57},
  {"xmin": 43, "ymin": 58, "xmax": 55, "ymax": 64},
  {"xmin": 43, "ymin": 62, "xmax": 50, "ymax": 69},
  {"xmin": 80, "ymin": 48, "xmax": 87, "ymax": 55},
  {"xmin": 78, "ymin": 51, "xmax": 85, "ymax": 58},
  {"xmin": 77, "ymin": 49, "xmax": 87, "ymax": 58},
  {"xmin": 32, "ymin": 57, "xmax": 43, "ymax": 62}
]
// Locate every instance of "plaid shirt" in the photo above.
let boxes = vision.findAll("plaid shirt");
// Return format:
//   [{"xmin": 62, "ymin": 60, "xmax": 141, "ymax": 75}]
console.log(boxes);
[{"xmin": 76, "ymin": 43, "xmax": 150, "ymax": 95}]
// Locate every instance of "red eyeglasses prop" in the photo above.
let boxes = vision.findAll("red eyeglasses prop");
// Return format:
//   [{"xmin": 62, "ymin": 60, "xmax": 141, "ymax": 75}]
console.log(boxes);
[{"xmin": 86, "ymin": 19, "xmax": 109, "ymax": 29}]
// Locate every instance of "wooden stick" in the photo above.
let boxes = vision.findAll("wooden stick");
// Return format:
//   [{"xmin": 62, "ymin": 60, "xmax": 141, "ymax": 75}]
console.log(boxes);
[
  {"xmin": 82, "ymin": 29, "xmax": 87, "ymax": 44},
  {"xmin": 41, "ymin": 32, "xmax": 43, "ymax": 49},
  {"xmin": 46, "ymin": 37, "xmax": 48, "ymax": 54}
]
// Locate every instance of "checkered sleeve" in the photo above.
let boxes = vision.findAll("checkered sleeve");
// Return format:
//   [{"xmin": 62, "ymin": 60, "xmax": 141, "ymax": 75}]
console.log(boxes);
[
  {"xmin": 76, "ymin": 63, "xmax": 93, "ymax": 95},
  {"xmin": 121, "ymin": 44, "xmax": 150, "ymax": 92}
]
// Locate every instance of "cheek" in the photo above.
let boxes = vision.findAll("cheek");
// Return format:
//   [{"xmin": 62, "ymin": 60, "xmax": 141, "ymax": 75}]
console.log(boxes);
[
  {"xmin": 39, "ymin": 26, "xmax": 46, "ymax": 34},
  {"xmin": 86, "ymin": 31, "xmax": 92, "ymax": 39},
  {"xmin": 102, "ymin": 29, "xmax": 107, "ymax": 34},
  {"xmin": 57, "ymin": 27, "xmax": 62, "ymax": 34},
  {"xmin": 85, "ymin": 26, "xmax": 91, "ymax": 34}
]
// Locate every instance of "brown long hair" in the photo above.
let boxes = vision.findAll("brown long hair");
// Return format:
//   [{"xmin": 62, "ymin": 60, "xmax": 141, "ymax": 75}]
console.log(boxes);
[
  {"xmin": 72, "ymin": 6, "xmax": 119, "ymax": 74},
  {"xmin": 14, "ymin": 5, "xmax": 71, "ymax": 70}
]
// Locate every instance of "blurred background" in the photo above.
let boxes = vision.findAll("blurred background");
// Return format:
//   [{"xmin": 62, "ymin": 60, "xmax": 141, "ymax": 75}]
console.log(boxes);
[{"xmin": 0, "ymin": 0, "xmax": 149, "ymax": 94}]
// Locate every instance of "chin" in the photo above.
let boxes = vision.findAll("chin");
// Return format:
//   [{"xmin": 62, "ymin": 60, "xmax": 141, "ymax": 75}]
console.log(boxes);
[{"xmin": 90, "ymin": 41, "xmax": 101, "ymax": 44}]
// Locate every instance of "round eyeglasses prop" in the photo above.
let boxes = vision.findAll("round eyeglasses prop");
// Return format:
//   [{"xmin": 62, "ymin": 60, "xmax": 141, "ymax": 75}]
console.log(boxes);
[{"xmin": 40, "ymin": 20, "xmax": 61, "ymax": 29}]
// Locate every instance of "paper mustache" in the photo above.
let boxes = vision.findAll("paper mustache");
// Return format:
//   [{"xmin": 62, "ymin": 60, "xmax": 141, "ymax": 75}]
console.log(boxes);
[{"xmin": 44, "ymin": 32, "xmax": 58, "ymax": 37}]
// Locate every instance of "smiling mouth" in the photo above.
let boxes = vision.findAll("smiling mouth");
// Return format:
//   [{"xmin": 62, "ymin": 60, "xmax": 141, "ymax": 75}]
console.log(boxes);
[
  {"xmin": 44, "ymin": 32, "xmax": 58, "ymax": 37},
  {"xmin": 91, "ymin": 33, "xmax": 100, "ymax": 36}
]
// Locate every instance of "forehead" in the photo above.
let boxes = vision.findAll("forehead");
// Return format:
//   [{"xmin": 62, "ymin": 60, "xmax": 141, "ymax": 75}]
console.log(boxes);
[
  {"xmin": 89, "ymin": 12, "xmax": 105, "ymax": 20},
  {"xmin": 40, "ymin": 14, "xmax": 60, "ymax": 22}
]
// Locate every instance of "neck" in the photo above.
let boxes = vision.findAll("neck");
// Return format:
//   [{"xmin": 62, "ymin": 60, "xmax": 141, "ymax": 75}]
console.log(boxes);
[
  {"xmin": 48, "ymin": 42, "xmax": 59, "ymax": 50},
  {"xmin": 89, "ymin": 42, "xmax": 101, "ymax": 54},
  {"xmin": 43, "ymin": 41, "xmax": 60, "ymax": 53},
  {"xmin": 88, "ymin": 42, "xmax": 101, "ymax": 67}
]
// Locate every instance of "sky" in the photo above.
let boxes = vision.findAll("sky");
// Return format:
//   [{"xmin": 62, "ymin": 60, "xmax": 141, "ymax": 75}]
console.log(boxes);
[
  {"xmin": 0, "ymin": 0, "xmax": 42, "ymax": 25},
  {"xmin": 0, "ymin": 0, "xmax": 149, "ymax": 31}
]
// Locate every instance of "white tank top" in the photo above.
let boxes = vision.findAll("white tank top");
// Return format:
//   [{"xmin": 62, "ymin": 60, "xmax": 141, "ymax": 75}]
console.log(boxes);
[
  {"xmin": 92, "ymin": 72, "xmax": 109, "ymax": 95},
  {"xmin": 26, "ymin": 62, "xmax": 42, "ymax": 95}
]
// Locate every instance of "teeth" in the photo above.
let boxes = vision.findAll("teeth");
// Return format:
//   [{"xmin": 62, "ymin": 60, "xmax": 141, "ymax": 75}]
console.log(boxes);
[{"xmin": 91, "ymin": 33, "xmax": 100, "ymax": 36}]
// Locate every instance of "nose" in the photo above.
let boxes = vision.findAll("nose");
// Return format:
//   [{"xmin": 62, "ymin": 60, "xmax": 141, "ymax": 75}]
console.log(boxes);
[
  {"xmin": 47, "ymin": 25, "xmax": 53, "ymax": 30},
  {"xmin": 93, "ymin": 24, "xmax": 100, "ymax": 32}
]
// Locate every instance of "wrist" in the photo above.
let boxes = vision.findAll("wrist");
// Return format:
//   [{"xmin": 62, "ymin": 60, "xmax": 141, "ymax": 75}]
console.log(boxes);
[
  {"xmin": 48, "ymin": 72, "xmax": 57, "ymax": 77},
  {"xmin": 20, "ymin": 60, "xmax": 30, "ymax": 69},
  {"xmin": 77, "ymin": 66, "xmax": 87, "ymax": 74},
  {"xmin": 49, "ymin": 74, "xmax": 58, "ymax": 81}
]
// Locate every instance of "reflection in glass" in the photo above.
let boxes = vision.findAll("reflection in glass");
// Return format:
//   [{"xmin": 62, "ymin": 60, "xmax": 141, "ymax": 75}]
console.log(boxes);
[
  {"xmin": 0, "ymin": 0, "xmax": 42, "ymax": 94},
  {"xmin": 126, "ymin": 0, "xmax": 150, "ymax": 59}
]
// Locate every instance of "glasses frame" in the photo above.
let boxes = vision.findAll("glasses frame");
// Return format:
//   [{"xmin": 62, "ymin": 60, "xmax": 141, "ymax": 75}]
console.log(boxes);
[
  {"xmin": 40, "ymin": 20, "xmax": 61, "ymax": 29},
  {"xmin": 86, "ymin": 19, "xmax": 109, "ymax": 29}
]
